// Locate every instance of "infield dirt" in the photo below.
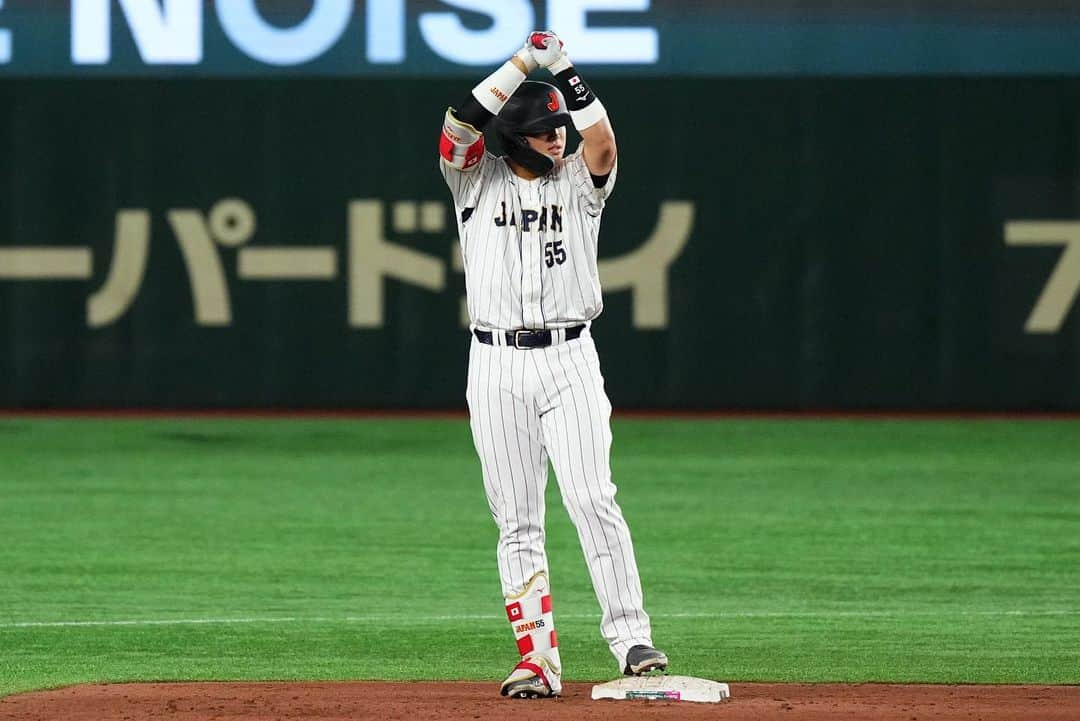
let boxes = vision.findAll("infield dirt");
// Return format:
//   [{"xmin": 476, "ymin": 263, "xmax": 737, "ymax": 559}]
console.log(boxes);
[{"xmin": 2, "ymin": 681, "xmax": 1078, "ymax": 721}]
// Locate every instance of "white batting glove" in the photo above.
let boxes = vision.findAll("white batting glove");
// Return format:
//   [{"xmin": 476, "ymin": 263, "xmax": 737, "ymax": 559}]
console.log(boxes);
[
  {"xmin": 528, "ymin": 31, "xmax": 572, "ymax": 74},
  {"xmin": 513, "ymin": 38, "xmax": 540, "ymax": 74}
]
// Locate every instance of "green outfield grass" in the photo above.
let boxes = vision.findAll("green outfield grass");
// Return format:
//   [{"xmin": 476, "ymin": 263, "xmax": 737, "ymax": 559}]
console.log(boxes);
[{"xmin": 1, "ymin": 416, "xmax": 1078, "ymax": 697}]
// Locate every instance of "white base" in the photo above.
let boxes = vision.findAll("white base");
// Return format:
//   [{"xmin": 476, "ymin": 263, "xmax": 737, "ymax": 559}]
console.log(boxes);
[{"xmin": 591, "ymin": 675, "xmax": 731, "ymax": 703}]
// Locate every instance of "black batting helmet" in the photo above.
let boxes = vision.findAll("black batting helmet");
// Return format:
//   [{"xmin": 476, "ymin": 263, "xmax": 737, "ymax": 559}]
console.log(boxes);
[{"xmin": 495, "ymin": 81, "xmax": 571, "ymax": 175}]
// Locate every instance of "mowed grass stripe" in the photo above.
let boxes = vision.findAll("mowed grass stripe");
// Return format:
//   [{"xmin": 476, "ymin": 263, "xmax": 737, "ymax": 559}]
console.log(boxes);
[
  {"xmin": 5, "ymin": 607, "xmax": 1080, "ymax": 628},
  {"xmin": 1, "ymin": 417, "xmax": 1078, "ymax": 695}
]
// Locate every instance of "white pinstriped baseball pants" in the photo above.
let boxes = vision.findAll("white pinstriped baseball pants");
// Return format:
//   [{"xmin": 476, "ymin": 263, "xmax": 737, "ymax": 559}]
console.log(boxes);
[{"xmin": 465, "ymin": 328, "xmax": 654, "ymax": 666}]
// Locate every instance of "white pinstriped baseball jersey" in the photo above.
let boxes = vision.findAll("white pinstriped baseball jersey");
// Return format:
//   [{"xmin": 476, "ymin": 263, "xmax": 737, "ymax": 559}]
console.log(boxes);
[
  {"xmin": 441, "ymin": 148, "xmax": 617, "ymax": 331},
  {"xmin": 440, "ymin": 114, "xmax": 655, "ymax": 677}
]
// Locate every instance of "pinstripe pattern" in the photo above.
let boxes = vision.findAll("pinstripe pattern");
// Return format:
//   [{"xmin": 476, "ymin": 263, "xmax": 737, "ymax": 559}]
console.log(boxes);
[
  {"xmin": 464, "ymin": 331, "xmax": 654, "ymax": 667},
  {"xmin": 447, "ymin": 139, "xmax": 649, "ymax": 671},
  {"xmin": 440, "ymin": 147, "xmax": 615, "ymax": 331}
]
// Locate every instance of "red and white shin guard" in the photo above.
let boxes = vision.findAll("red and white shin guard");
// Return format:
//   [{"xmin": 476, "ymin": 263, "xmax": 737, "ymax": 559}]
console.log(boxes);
[{"xmin": 500, "ymin": 572, "xmax": 562, "ymax": 696}]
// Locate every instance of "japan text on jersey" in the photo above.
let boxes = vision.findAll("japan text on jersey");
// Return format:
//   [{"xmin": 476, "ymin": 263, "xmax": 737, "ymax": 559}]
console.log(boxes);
[{"xmin": 440, "ymin": 148, "xmax": 617, "ymax": 331}]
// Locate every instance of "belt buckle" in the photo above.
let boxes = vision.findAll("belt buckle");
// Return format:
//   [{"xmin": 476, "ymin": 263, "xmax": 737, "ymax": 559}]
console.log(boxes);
[{"xmin": 514, "ymin": 329, "xmax": 529, "ymax": 349}]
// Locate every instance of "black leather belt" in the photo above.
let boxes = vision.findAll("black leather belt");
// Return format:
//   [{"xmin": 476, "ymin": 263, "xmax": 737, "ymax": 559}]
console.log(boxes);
[{"xmin": 474, "ymin": 324, "xmax": 585, "ymax": 349}]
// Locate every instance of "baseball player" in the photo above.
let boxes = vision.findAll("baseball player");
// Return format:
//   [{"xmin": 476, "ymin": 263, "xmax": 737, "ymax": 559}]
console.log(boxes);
[{"xmin": 437, "ymin": 32, "xmax": 668, "ymax": 698}]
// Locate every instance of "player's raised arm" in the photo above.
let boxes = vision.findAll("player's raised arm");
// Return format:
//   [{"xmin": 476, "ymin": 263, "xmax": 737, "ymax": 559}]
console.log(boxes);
[
  {"xmin": 439, "ymin": 41, "xmax": 538, "ymax": 172},
  {"xmin": 529, "ymin": 32, "xmax": 617, "ymax": 178}
]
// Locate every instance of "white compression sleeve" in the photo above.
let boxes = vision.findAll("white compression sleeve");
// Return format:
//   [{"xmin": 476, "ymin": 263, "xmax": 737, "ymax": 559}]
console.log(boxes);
[{"xmin": 471, "ymin": 60, "xmax": 527, "ymax": 116}]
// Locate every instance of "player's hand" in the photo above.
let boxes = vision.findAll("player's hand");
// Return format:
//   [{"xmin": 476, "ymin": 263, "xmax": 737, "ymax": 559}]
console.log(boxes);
[{"xmin": 527, "ymin": 31, "xmax": 568, "ymax": 71}]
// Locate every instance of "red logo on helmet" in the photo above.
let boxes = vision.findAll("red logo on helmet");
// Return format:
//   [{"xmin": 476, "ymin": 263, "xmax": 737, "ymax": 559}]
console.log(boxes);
[{"xmin": 547, "ymin": 91, "xmax": 559, "ymax": 111}]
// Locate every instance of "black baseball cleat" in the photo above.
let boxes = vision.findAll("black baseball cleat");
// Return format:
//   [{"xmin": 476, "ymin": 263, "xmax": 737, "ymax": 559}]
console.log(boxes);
[{"xmin": 623, "ymin": 645, "xmax": 669, "ymax": 676}]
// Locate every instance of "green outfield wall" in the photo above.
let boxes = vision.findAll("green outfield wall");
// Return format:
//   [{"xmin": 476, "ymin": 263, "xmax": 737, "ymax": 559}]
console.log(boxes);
[{"xmin": 2, "ymin": 77, "xmax": 1080, "ymax": 409}]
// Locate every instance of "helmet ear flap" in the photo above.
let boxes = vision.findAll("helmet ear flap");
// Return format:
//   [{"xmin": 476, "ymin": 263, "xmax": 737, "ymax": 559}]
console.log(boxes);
[
  {"xmin": 496, "ymin": 128, "xmax": 556, "ymax": 176},
  {"xmin": 493, "ymin": 80, "xmax": 569, "ymax": 176}
]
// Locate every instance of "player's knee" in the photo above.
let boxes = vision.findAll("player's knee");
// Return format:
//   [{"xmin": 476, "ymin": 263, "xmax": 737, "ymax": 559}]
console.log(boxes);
[{"xmin": 560, "ymin": 486, "xmax": 617, "ymax": 524}]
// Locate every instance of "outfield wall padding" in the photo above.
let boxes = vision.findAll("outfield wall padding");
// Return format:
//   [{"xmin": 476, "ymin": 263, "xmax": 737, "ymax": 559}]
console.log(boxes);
[{"xmin": 1, "ymin": 78, "xmax": 1079, "ymax": 409}]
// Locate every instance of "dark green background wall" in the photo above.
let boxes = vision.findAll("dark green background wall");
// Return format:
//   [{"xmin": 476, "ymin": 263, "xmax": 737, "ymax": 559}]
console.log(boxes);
[{"xmin": 2, "ymin": 77, "xmax": 1079, "ymax": 409}]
